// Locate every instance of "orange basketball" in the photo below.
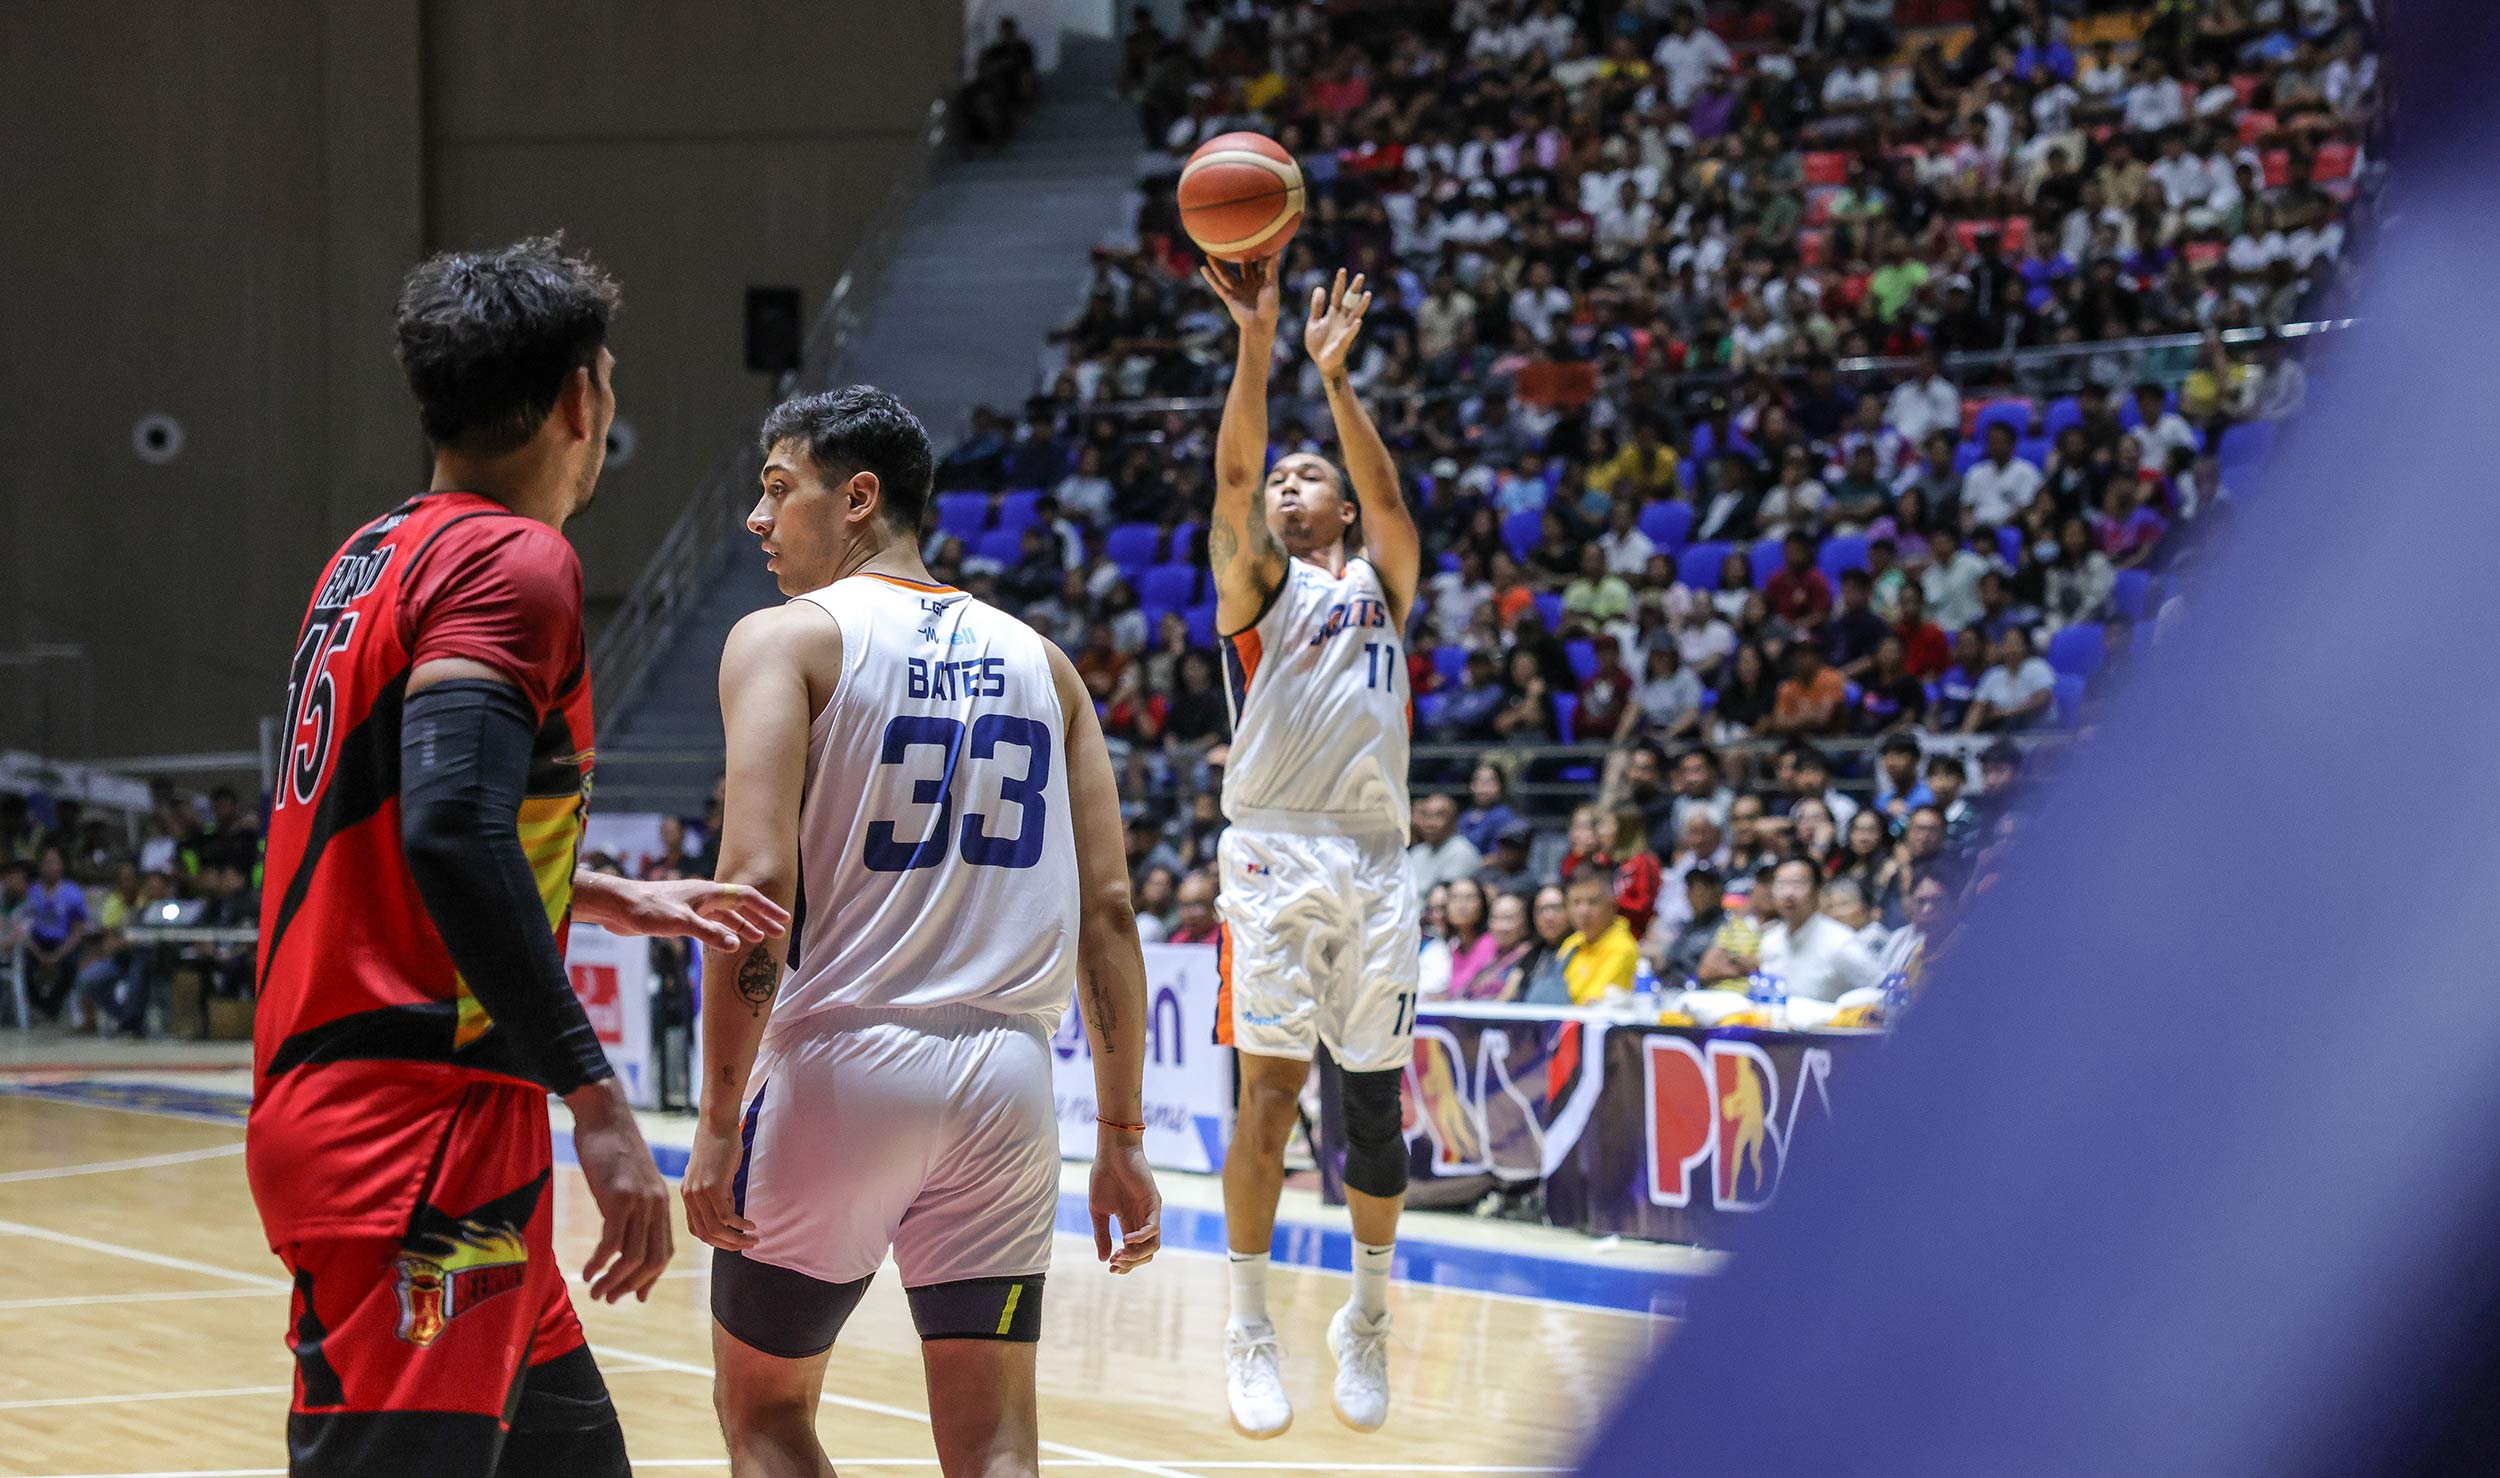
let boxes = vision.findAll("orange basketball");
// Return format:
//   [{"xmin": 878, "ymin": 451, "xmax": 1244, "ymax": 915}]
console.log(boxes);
[{"xmin": 1177, "ymin": 132, "xmax": 1305, "ymax": 263}]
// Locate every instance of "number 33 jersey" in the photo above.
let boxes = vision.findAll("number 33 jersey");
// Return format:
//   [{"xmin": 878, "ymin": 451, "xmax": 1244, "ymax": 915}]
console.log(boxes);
[
  {"xmin": 777, "ymin": 574, "xmax": 1079, "ymax": 1032},
  {"xmin": 1220, "ymin": 555, "xmax": 1410, "ymax": 840}
]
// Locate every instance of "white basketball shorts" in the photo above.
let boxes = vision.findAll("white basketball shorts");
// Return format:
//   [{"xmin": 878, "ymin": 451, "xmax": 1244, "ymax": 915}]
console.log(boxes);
[
  {"xmin": 1213, "ymin": 825, "xmax": 1420, "ymax": 1073},
  {"xmin": 732, "ymin": 1003, "xmax": 1060, "ymax": 1288}
]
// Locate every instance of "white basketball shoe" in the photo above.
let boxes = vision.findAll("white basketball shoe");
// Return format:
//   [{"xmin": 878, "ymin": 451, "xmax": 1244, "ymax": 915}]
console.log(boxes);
[
  {"xmin": 1224, "ymin": 1321, "xmax": 1293, "ymax": 1439},
  {"xmin": 1327, "ymin": 1303, "xmax": 1392, "ymax": 1432}
]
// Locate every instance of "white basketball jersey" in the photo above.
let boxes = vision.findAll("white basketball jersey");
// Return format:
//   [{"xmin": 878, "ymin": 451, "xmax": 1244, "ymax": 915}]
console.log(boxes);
[
  {"xmin": 1220, "ymin": 555, "xmax": 1410, "ymax": 839},
  {"xmin": 774, "ymin": 573, "xmax": 1079, "ymax": 1031}
]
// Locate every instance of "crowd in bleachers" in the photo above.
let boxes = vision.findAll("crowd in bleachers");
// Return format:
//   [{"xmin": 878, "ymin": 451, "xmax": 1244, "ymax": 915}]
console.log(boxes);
[{"xmin": 920, "ymin": 0, "xmax": 2380, "ymax": 1011}]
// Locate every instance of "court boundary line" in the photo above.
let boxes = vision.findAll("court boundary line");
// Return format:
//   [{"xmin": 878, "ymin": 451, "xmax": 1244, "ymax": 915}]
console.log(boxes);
[
  {"xmin": 0, "ymin": 1142, "xmax": 246, "ymax": 1183},
  {"xmin": 0, "ymin": 1286, "xmax": 282, "ymax": 1312},
  {"xmin": 8, "ymin": 1466, "xmax": 1568, "ymax": 1477},
  {"xmin": 0, "ymin": 1384, "xmax": 289, "ymax": 1412}
]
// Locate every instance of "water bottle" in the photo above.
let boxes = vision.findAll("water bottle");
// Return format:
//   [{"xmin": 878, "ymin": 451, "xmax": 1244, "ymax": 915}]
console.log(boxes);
[
  {"xmin": 1630, "ymin": 957, "xmax": 1662, "ymax": 1021},
  {"xmin": 1878, "ymin": 971, "xmax": 1911, "ymax": 1025},
  {"xmin": 1747, "ymin": 971, "xmax": 1789, "ymax": 1030}
]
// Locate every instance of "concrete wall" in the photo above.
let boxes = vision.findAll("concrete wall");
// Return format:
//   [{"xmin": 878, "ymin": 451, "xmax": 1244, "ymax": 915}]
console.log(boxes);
[{"xmin": 0, "ymin": 0, "xmax": 959, "ymax": 761}]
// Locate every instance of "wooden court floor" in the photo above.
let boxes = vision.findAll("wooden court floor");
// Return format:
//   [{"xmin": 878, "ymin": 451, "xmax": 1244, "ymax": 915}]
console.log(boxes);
[{"xmin": 0, "ymin": 1083, "xmax": 1657, "ymax": 1476}]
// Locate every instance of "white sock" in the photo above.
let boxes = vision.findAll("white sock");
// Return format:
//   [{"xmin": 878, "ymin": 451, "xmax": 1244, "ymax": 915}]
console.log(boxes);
[
  {"xmin": 1228, "ymin": 1252, "xmax": 1271, "ymax": 1330},
  {"xmin": 1350, "ymin": 1240, "xmax": 1394, "ymax": 1323}
]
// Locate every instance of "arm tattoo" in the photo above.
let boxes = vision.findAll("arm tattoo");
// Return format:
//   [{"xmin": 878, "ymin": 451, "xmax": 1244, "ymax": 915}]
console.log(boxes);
[
  {"xmin": 1085, "ymin": 966, "xmax": 1120, "ymax": 1045},
  {"xmin": 734, "ymin": 944, "xmax": 778, "ymax": 1018}
]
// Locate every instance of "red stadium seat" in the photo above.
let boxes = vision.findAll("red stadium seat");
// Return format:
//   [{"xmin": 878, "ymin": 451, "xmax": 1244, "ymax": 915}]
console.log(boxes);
[
  {"xmin": 2313, "ymin": 139, "xmax": 2358, "ymax": 182},
  {"xmin": 1796, "ymin": 227, "xmax": 1830, "ymax": 266},
  {"xmin": 2237, "ymin": 110, "xmax": 2278, "ymax": 146},
  {"xmin": 1951, "ymin": 219, "xmax": 1987, "ymax": 254},
  {"xmin": 2184, "ymin": 240, "xmax": 2225, "ymax": 271},
  {"xmin": 2231, "ymin": 73, "xmax": 2262, "ymax": 106},
  {"xmin": 1803, "ymin": 186, "xmax": 1839, "ymax": 226},
  {"xmin": 1802, "ymin": 151, "xmax": 1849, "ymax": 187},
  {"xmin": 2263, "ymin": 149, "xmax": 2292, "ymax": 188},
  {"xmin": 2000, "ymin": 216, "xmax": 2032, "ymax": 253}
]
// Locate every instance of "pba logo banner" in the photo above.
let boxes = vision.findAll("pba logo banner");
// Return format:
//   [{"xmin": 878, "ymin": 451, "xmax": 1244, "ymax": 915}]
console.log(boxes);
[
  {"xmin": 1401, "ymin": 1017, "xmax": 1607, "ymax": 1186},
  {"xmin": 1048, "ymin": 943, "xmax": 1233, "ymax": 1174},
  {"xmin": 1642, "ymin": 1035, "xmax": 1837, "ymax": 1212}
]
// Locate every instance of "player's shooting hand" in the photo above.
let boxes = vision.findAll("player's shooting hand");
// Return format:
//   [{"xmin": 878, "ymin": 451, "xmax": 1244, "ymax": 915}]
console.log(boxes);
[
  {"xmin": 681, "ymin": 1114, "xmax": 760, "ymax": 1254},
  {"xmin": 566, "ymin": 1079, "xmax": 674, "ymax": 1302},
  {"xmin": 1198, "ymin": 255, "xmax": 1280, "ymax": 334},
  {"xmin": 1303, "ymin": 268, "xmax": 1372, "ymax": 376},
  {"xmin": 1089, "ymin": 1127, "xmax": 1162, "ymax": 1274},
  {"xmin": 606, "ymin": 877, "xmax": 789, "ymax": 954}
]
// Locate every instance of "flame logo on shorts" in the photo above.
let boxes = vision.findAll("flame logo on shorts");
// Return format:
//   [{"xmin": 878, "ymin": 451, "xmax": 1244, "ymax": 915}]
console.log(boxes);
[{"xmin": 394, "ymin": 1220, "xmax": 530, "ymax": 1347}]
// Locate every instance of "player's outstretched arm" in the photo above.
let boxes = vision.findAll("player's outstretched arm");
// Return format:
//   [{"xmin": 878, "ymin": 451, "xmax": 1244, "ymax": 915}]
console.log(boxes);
[
  {"xmin": 1200, "ymin": 256, "xmax": 1289, "ymax": 632},
  {"xmin": 400, "ymin": 656, "xmax": 671, "ymax": 1303},
  {"xmin": 571, "ymin": 866, "xmax": 787, "ymax": 954},
  {"xmin": 1049, "ymin": 641, "xmax": 1162, "ymax": 1274},
  {"xmin": 1307, "ymin": 269, "xmax": 1420, "ymax": 627},
  {"xmin": 683, "ymin": 604, "xmax": 831, "ymax": 1254}
]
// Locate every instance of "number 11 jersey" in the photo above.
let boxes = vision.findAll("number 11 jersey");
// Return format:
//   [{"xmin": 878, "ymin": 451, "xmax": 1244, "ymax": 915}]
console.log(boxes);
[
  {"xmin": 1219, "ymin": 554, "xmax": 1411, "ymax": 840},
  {"xmin": 776, "ymin": 574, "xmax": 1079, "ymax": 1034}
]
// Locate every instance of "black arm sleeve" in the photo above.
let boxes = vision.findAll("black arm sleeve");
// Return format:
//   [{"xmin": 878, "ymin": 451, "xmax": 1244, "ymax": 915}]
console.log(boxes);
[{"xmin": 400, "ymin": 678, "xmax": 612, "ymax": 1096}]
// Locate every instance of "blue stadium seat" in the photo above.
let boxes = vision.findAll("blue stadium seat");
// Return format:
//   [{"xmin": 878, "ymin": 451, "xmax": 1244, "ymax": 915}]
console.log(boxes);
[
  {"xmin": 2047, "ymin": 622, "xmax": 2107, "ymax": 679},
  {"xmin": 1976, "ymin": 398, "xmax": 2034, "ymax": 438},
  {"xmin": 2112, "ymin": 568, "xmax": 2152, "ymax": 621},
  {"xmin": 2052, "ymin": 672, "xmax": 2087, "ymax": 726},
  {"xmin": 1432, "ymin": 644, "xmax": 1470, "ymax": 685},
  {"xmin": 1532, "ymin": 591, "xmax": 1565, "ymax": 631},
  {"xmin": 1565, "ymin": 639, "xmax": 1599, "ymax": 684},
  {"xmin": 994, "ymin": 489, "xmax": 1044, "ymax": 534},
  {"xmin": 1552, "ymin": 691, "xmax": 1579, "ymax": 744},
  {"xmin": 934, "ymin": 492, "xmax": 990, "ymax": 542},
  {"xmin": 1996, "ymin": 525, "xmax": 2024, "ymax": 564},
  {"xmin": 1104, "ymin": 522, "xmax": 1161, "ymax": 573},
  {"xmin": 2217, "ymin": 421, "xmax": 2278, "ymax": 470},
  {"xmin": 1750, "ymin": 536, "xmax": 1787, "ymax": 588},
  {"xmin": 1437, "ymin": 551, "xmax": 1462, "ymax": 574},
  {"xmin": 1843, "ymin": 680, "xmax": 1864, "ymax": 705},
  {"xmin": 1139, "ymin": 603, "xmax": 1175, "ymax": 640},
  {"xmin": 973, "ymin": 528, "xmax": 1025, "ymax": 565},
  {"xmin": 1167, "ymin": 520, "xmax": 1202, "ymax": 562},
  {"xmin": 1138, "ymin": 563, "xmax": 1198, "ymax": 609},
  {"xmin": 1184, "ymin": 603, "xmax": 1218, "ymax": 649},
  {"xmin": 2014, "ymin": 436, "xmax": 2051, "ymax": 468},
  {"xmin": 1414, "ymin": 691, "xmax": 1449, "ymax": 733},
  {"xmin": 2042, "ymin": 396, "xmax": 2084, "ymax": 439},
  {"xmin": 1818, "ymin": 534, "xmax": 1871, "ymax": 583},
  {"xmin": 1677, "ymin": 540, "xmax": 1734, "ymax": 590},
  {"xmin": 1700, "ymin": 687, "xmax": 1718, "ymax": 709},
  {"xmin": 1953, "ymin": 440, "xmax": 1985, "ymax": 477},
  {"xmin": 1638, "ymin": 500, "xmax": 1693, "ymax": 550},
  {"xmin": 1501, "ymin": 510, "xmax": 1544, "ymax": 561}
]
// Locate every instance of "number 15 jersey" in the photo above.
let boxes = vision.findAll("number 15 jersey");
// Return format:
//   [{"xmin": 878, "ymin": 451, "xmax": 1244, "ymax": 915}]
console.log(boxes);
[
  {"xmin": 1220, "ymin": 555, "xmax": 1410, "ymax": 840},
  {"xmin": 775, "ymin": 574, "xmax": 1079, "ymax": 1034}
]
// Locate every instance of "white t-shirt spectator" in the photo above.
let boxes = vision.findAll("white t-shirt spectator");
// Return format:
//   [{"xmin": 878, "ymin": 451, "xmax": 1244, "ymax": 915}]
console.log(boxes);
[
  {"xmin": 1677, "ymin": 613, "xmax": 1738, "ymax": 672},
  {"xmin": 1428, "ymin": 569, "xmax": 1493, "ymax": 643},
  {"xmin": 1599, "ymin": 525, "xmax": 1656, "ymax": 577},
  {"xmin": 1407, "ymin": 833, "xmax": 1485, "ymax": 905},
  {"xmin": 1886, "ymin": 374, "xmax": 1964, "ymax": 445},
  {"xmin": 1961, "ymin": 456, "xmax": 2044, "ymax": 526},
  {"xmin": 1924, "ymin": 547, "xmax": 1994, "ymax": 631},
  {"xmin": 2147, "ymin": 153, "xmax": 2211, "ymax": 208},
  {"xmin": 1759, "ymin": 912, "xmax": 1883, "ymax": 1002},
  {"xmin": 1822, "ymin": 65, "xmax": 1882, "ymax": 110},
  {"xmin": 1595, "ymin": 197, "xmax": 1655, "ymax": 255},
  {"xmin": 1975, "ymin": 655, "xmax": 2059, "ymax": 719},
  {"xmin": 2031, "ymin": 82, "xmax": 2081, "ymax": 133},
  {"xmin": 2136, "ymin": 409, "xmax": 2199, "ymax": 472},
  {"xmin": 2123, "ymin": 74, "xmax": 2185, "ymax": 134},
  {"xmin": 1511, "ymin": 282, "xmax": 1574, "ymax": 343},
  {"xmin": 1055, "ymin": 471, "xmax": 1114, "ymax": 525},
  {"xmin": 1651, "ymin": 26, "xmax": 1734, "ymax": 106},
  {"xmin": 1730, "ymin": 316, "xmax": 1791, "ymax": 366},
  {"xmin": 1633, "ymin": 665, "xmax": 1705, "ymax": 731}
]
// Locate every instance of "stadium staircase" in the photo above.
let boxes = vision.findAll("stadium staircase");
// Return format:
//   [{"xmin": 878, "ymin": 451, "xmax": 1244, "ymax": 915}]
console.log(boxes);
[{"xmin": 594, "ymin": 36, "xmax": 1137, "ymax": 813}]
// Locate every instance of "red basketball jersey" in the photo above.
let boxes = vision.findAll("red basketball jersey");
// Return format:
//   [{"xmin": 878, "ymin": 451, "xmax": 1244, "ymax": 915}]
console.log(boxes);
[{"xmin": 248, "ymin": 491, "xmax": 595, "ymax": 1245}]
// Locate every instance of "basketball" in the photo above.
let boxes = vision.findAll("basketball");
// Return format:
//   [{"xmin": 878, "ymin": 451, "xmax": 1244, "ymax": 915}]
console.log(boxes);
[{"xmin": 1177, "ymin": 131, "xmax": 1304, "ymax": 262}]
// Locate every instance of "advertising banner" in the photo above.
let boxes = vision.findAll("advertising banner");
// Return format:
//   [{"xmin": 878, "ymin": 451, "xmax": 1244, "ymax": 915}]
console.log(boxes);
[
  {"xmin": 1050, "ymin": 942, "xmax": 1232, "ymax": 1173},
  {"xmin": 565, "ymin": 923, "xmax": 659, "ymax": 1111}
]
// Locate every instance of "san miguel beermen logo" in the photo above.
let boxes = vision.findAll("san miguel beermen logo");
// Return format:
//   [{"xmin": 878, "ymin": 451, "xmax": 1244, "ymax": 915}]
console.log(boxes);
[
  {"xmin": 1643, "ymin": 1036, "xmax": 1836, "ymax": 1212},
  {"xmin": 393, "ymin": 1173, "xmax": 545, "ymax": 1347}
]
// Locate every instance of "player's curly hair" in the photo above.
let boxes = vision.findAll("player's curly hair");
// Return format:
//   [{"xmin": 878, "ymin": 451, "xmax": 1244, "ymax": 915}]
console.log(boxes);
[
  {"xmin": 759, "ymin": 385, "xmax": 936, "ymax": 536},
  {"xmin": 394, "ymin": 234, "xmax": 620, "ymax": 457}
]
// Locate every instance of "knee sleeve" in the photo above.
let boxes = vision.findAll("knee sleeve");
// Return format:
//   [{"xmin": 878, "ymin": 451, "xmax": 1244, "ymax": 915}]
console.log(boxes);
[
  {"xmin": 1341, "ymin": 1068, "xmax": 1409, "ymax": 1198},
  {"xmin": 711, "ymin": 1249, "xmax": 873, "ymax": 1360},
  {"xmin": 496, "ymin": 1346, "xmax": 629, "ymax": 1478},
  {"xmin": 906, "ymin": 1274, "xmax": 1045, "ymax": 1343}
]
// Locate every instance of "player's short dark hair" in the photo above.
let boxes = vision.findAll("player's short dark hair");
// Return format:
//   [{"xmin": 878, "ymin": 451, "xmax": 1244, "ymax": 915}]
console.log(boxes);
[
  {"xmin": 393, "ymin": 235, "xmax": 620, "ymax": 456},
  {"xmin": 760, "ymin": 385, "xmax": 935, "ymax": 536}
]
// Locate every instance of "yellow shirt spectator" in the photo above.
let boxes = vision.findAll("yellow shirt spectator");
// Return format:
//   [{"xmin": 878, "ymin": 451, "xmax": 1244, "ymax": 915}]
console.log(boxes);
[
  {"xmin": 1561, "ymin": 916, "xmax": 1640, "ymax": 1005},
  {"xmin": 1590, "ymin": 442, "xmax": 1679, "ymax": 501}
]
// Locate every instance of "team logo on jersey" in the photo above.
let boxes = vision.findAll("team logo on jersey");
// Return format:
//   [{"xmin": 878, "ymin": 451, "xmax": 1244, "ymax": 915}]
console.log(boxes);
[
  {"xmin": 393, "ymin": 1218, "xmax": 530, "ymax": 1347},
  {"xmin": 917, "ymin": 596, "xmax": 950, "ymax": 642}
]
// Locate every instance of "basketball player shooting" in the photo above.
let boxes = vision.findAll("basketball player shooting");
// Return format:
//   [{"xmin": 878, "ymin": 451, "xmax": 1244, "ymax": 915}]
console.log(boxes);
[
  {"xmin": 1197, "ymin": 258, "xmax": 1422, "ymax": 1439},
  {"xmin": 678, "ymin": 386, "xmax": 1162, "ymax": 1478}
]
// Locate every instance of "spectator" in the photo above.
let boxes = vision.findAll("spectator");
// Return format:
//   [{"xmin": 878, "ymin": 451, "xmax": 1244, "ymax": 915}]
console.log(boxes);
[
  {"xmin": 1457, "ymin": 762, "xmax": 1520, "ymax": 855},
  {"xmin": 1455, "ymin": 889, "xmax": 1538, "ymax": 1003},
  {"xmin": 1764, "ymin": 532, "xmax": 1834, "ymax": 627},
  {"xmin": 1606, "ymin": 806, "xmax": 1665, "ymax": 942},
  {"xmin": 1922, "ymin": 527, "xmax": 1995, "ymax": 632},
  {"xmin": 1562, "ymin": 546, "xmax": 1634, "ymax": 623},
  {"xmin": 1851, "ymin": 636, "xmax": 1931, "ymax": 734},
  {"xmin": 1820, "ymin": 876, "xmax": 1889, "ymax": 951},
  {"xmin": 1756, "ymin": 858, "xmax": 1884, "ymax": 1014},
  {"xmin": 1874, "ymin": 733, "xmax": 1936, "ymax": 820},
  {"xmin": 1653, "ymin": 864, "xmax": 1728, "ymax": 986},
  {"xmin": 1966, "ymin": 628, "xmax": 2059, "ymax": 732},
  {"xmin": 1927, "ymin": 753, "xmax": 1983, "ymax": 856},
  {"xmin": 1650, "ymin": 6, "xmax": 1734, "ymax": 107},
  {"xmin": 1491, "ymin": 649, "xmax": 1560, "ymax": 740},
  {"xmin": 2043, "ymin": 515, "xmax": 2118, "ymax": 628},
  {"xmin": 1575, "ymin": 634, "xmax": 1638, "ymax": 739},
  {"xmin": 1882, "ymin": 805, "xmax": 1955, "ymax": 924},
  {"xmin": 1168, "ymin": 869, "xmax": 1221, "ymax": 946},
  {"xmin": 198, "ymin": 786, "xmax": 260, "ymax": 875},
  {"xmin": 1767, "ymin": 643, "xmax": 1849, "ymax": 737},
  {"xmin": 1133, "ymin": 864, "xmax": 1179, "ymax": 943},
  {"xmin": 1407, "ymin": 792, "xmax": 1485, "ymax": 904},
  {"xmin": 1893, "ymin": 581, "xmax": 1951, "ymax": 679},
  {"xmin": 1616, "ymin": 643, "xmax": 1704, "ymax": 745},
  {"xmin": 1878, "ymin": 871, "xmax": 1961, "ymax": 989},
  {"xmin": 1548, "ymin": 866, "xmax": 1639, "ymax": 1007},
  {"xmin": 1819, "ymin": 568, "xmax": 1892, "ymax": 679},
  {"xmin": 1473, "ymin": 821, "xmax": 1538, "ymax": 900},
  {"xmin": 1963, "ymin": 422, "xmax": 2045, "ymax": 529},
  {"xmin": 1831, "ymin": 809, "xmax": 1896, "ymax": 893},
  {"xmin": 18, "ymin": 846, "xmax": 88, "ymax": 1018},
  {"xmin": 70, "ymin": 864, "xmax": 147, "ymax": 1035},
  {"xmin": 1432, "ymin": 877, "xmax": 1495, "ymax": 998}
]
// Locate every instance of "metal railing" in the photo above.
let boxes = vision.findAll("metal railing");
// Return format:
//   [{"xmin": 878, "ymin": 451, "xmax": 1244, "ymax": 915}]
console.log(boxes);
[
  {"xmin": 590, "ymin": 97, "xmax": 953, "ymax": 727},
  {"xmin": 1047, "ymin": 317, "xmax": 2359, "ymax": 424}
]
